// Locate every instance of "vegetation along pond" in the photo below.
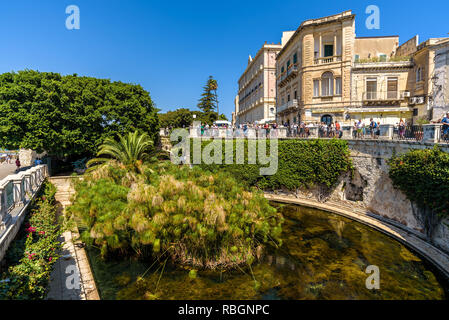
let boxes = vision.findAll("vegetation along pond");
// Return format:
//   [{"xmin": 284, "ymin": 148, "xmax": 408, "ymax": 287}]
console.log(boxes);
[{"xmin": 85, "ymin": 203, "xmax": 448, "ymax": 300}]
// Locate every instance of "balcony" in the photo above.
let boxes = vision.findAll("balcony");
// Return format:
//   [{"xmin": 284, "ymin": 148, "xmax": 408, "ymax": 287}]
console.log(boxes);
[
  {"xmin": 277, "ymin": 64, "xmax": 299, "ymax": 88},
  {"xmin": 362, "ymin": 91, "xmax": 403, "ymax": 105},
  {"xmin": 277, "ymin": 99, "xmax": 298, "ymax": 114},
  {"xmin": 314, "ymin": 55, "xmax": 342, "ymax": 65}
]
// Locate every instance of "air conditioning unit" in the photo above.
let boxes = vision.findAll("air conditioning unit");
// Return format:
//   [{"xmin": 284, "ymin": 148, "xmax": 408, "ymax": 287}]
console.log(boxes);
[
  {"xmin": 402, "ymin": 91, "xmax": 411, "ymax": 98},
  {"xmin": 416, "ymin": 97, "xmax": 425, "ymax": 104}
]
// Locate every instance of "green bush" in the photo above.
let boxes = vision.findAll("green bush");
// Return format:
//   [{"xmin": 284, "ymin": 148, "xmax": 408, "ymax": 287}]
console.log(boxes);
[
  {"xmin": 189, "ymin": 139, "xmax": 352, "ymax": 191},
  {"xmin": 68, "ymin": 161, "xmax": 283, "ymax": 270},
  {"xmin": 388, "ymin": 147, "xmax": 449, "ymax": 217},
  {"xmin": 0, "ymin": 181, "xmax": 61, "ymax": 300}
]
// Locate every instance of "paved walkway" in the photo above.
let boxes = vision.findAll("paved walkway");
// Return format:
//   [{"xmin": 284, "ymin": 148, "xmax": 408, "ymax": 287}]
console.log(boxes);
[
  {"xmin": 46, "ymin": 176, "xmax": 99, "ymax": 300},
  {"xmin": 0, "ymin": 163, "xmax": 16, "ymax": 182}
]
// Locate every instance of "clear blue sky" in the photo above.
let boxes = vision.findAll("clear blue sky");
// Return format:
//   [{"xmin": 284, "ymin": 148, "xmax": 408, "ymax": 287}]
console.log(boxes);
[{"xmin": 0, "ymin": 0, "xmax": 448, "ymax": 119}]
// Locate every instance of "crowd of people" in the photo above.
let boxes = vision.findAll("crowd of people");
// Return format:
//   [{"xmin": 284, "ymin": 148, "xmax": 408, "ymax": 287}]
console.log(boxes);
[{"xmin": 160, "ymin": 113, "xmax": 449, "ymax": 142}]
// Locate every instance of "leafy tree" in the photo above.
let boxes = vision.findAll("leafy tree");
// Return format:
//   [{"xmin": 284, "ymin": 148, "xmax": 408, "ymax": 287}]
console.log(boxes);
[
  {"xmin": 0, "ymin": 70, "xmax": 159, "ymax": 160},
  {"xmin": 159, "ymin": 108, "xmax": 193, "ymax": 128},
  {"xmin": 87, "ymin": 131, "xmax": 155, "ymax": 172}
]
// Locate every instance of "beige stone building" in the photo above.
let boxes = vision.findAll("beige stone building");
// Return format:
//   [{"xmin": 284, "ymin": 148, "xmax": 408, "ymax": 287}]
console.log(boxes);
[
  {"xmin": 275, "ymin": 10, "xmax": 448, "ymax": 126},
  {"xmin": 276, "ymin": 11, "xmax": 355, "ymax": 125},
  {"xmin": 396, "ymin": 36, "xmax": 449, "ymax": 122},
  {"xmin": 235, "ymin": 32, "xmax": 294, "ymax": 125}
]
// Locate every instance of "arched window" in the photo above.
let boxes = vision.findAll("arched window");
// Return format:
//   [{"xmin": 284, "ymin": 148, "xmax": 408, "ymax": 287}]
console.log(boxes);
[
  {"xmin": 321, "ymin": 72, "xmax": 333, "ymax": 96},
  {"xmin": 321, "ymin": 114, "xmax": 333, "ymax": 125}
]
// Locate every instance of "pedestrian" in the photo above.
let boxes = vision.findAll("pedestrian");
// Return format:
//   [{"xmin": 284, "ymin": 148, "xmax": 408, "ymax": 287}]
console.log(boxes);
[
  {"xmin": 441, "ymin": 112, "xmax": 449, "ymax": 141},
  {"xmin": 15, "ymin": 158, "xmax": 21, "ymax": 173}
]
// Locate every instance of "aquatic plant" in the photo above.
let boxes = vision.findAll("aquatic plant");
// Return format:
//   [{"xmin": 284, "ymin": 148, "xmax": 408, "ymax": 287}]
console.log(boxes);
[{"xmin": 68, "ymin": 161, "xmax": 283, "ymax": 270}]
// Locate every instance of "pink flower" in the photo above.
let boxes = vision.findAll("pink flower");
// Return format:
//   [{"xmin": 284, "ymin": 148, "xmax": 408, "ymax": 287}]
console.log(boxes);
[{"xmin": 48, "ymin": 257, "xmax": 52, "ymax": 262}]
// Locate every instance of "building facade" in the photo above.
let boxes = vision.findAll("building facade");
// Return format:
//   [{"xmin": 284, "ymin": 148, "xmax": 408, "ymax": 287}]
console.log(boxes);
[
  {"xmin": 431, "ymin": 39, "xmax": 449, "ymax": 120},
  {"xmin": 276, "ymin": 11, "xmax": 355, "ymax": 126},
  {"xmin": 235, "ymin": 32, "xmax": 294, "ymax": 125},
  {"xmin": 275, "ymin": 10, "xmax": 448, "ymax": 126}
]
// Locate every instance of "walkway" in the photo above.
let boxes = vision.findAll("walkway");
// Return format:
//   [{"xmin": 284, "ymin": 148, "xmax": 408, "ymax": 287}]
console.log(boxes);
[
  {"xmin": 0, "ymin": 163, "xmax": 16, "ymax": 182},
  {"xmin": 46, "ymin": 176, "xmax": 99, "ymax": 300}
]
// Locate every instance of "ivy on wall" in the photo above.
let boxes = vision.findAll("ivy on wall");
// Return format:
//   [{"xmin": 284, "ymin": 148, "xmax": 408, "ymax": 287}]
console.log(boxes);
[
  {"xmin": 190, "ymin": 139, "xmax": 353, "ymax": 191},
  {"xmin": 388, "ymin": 146, "xmax": 449, "ymax": 218}
]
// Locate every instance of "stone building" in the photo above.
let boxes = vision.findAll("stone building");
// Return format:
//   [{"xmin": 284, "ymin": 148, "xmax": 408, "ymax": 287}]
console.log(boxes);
[
  {"xmin": 275, "ymin": 10, "xmax": 448, "ymax": 126},
  {"xmin": 396, "ymin": 36, "xmax": 449, "ymax": 122},
  {"xmin": 276, "ymin": 10, "xmax": 355, "ymax": 126},
  {"xmin": 431, "ymin": 39, "xmax": 449, "ymax": 120},
  {"xmin": 235, "ymin": 32, "xmax": 293, "ymax": 125}
]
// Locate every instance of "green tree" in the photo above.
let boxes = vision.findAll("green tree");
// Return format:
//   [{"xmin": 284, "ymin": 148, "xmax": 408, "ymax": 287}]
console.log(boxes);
[
  {"xmin": 87, "ymin": 131, "xmax": 155, "ymax": 172},
  {"xmin": 197, "ymin": 76, "xmax": 218, "ymax": 124},
  {"xmin": 0, "ymin": 70, "xmax": 159, "ymax": 160},
  {"xmin": 159, "ymin": 108, "xmax": 193, "ymax": 128}
]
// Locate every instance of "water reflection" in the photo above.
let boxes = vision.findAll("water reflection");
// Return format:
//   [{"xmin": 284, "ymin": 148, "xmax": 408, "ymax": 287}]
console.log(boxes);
[{"xmin": 87, "ymin": 203, "xmax": 448, "ymax": 300}]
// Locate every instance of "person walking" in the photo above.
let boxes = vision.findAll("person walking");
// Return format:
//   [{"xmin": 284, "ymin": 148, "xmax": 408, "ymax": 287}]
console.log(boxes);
[{"xmin": 15, "ymin": 158, "xmax": 21, "ymax": 173}]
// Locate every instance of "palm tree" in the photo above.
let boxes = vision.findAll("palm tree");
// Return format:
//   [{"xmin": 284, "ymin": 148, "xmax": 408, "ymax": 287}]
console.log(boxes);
[{"xmin": 87, "ymin": 131, "xmax": 155, "ymax": 172}]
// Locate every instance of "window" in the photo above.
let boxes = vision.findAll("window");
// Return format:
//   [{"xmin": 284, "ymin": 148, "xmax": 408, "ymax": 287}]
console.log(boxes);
[
  {"xmin": 321, "ymin": 72, "xmax": 333, "ymax": 96},
  {"xmin": 313, "ymin": 80, "xmax": 320, "ymax": 97},
  {"xmin": 379, "ymin": 54, "xmax": 387, "ymax": 62},
  {"xmin": 387, "ymin": 77, "xmax": 398, "ymax": 99},
  {"xmin": 293, "ymin": 53, "xmax": 298, "ymax": 64},
  {"xmin": 413, "ymin": 108, "xmax": 418, "ymax": 116},
  {"xmin": 287, "ymin": 94, "xmax": 290, "ymax": 102},
  {"xmin": 286, "ymin": 60, "xmax": 291, "ymax": 70},
  {"xmin": 366, "ymin": 78, "xmax": 377, "ymax": 100},
  {"xmin": 324, "ymin": 44, "xmax": 334, "ymax": 57},
  {"xmin": 294, "ymin": 90, "xmax": 297, "ymax": 99},
  {"xmin": 354, "ymin": 54, "xmax": 360, "ymax": 62},
  {"xmin": 416, "ymin": 67, "xmax": 422, "ymax": 82},
  {"xmin": 281, "ymin": 66, "xmax": 284, "ymax": 73},
  {"xmin": 335, "ymin": 77, "xmax": 342, "ymax": 95}
]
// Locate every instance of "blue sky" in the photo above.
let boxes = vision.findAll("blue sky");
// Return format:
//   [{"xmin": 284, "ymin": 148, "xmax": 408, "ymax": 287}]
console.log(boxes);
[{"xmin": 0, "ymin": 0, "xmax": 448, "ymax": 119}]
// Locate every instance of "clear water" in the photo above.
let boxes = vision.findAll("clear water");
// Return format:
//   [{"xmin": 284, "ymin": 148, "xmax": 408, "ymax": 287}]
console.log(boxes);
[{"xmin": 86, "ymin": 203, "xmax": 448, "ymax": 300}]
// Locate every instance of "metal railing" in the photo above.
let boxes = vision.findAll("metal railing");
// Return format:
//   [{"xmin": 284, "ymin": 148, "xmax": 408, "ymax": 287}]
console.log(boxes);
[
  {"xmin": 363, "ymin": 91, "xmax": 401, "ymax": 101},
  {"xmin": 393, "ymin": 125, "xmax": 424, "ymax": 141}
]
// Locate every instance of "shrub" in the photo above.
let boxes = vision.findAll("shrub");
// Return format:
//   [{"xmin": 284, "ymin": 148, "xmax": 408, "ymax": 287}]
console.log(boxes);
[
  {"xmin": 68, "ymin": 162, "xmax": 283, "ymax": 270},
  {"xmin": 388, "ymin": 146, "xmax": 449, "ymax": 217},
  {"xmin": 0, "ymin": 181, "xmax": 61, "ymax": 300},
  {"xmin": 189, "ymin": 139, "xmax": 352, "ymax": 191}
]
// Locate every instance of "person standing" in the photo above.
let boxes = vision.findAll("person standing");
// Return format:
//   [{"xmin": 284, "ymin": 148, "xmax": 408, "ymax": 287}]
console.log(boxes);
[{"xmin": 441, "ymin": 112, "xmax": 449, "ymax": 141}]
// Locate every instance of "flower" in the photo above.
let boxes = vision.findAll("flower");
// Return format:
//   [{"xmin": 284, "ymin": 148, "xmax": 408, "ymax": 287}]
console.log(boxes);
[{"xmin": 48, "ymin": 257, "xmax": 52, "ymax": 262}]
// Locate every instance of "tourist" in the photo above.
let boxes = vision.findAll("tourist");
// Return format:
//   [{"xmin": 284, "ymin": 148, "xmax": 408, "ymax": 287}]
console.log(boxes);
[
  {"xmin": 15, "ymin": 158, "xmax": 21, "ymax": 173},
  {"xmin": 398, "ymin": 119, "xmax": 406, "ymax": 139},
  {"xmin": 335, "ymin": 121, "xmax": 341, "ymax": 138},
  {"xmin": 369, "ymin": 118, "xmax": 376, "ymax": 138},
  {"xmin": 441, "ymin": 112, "xmax": 449, "ymax": 141},
  {"xmin": 356, "ymin": 120, "xmax": 363, "ymax": 139}
]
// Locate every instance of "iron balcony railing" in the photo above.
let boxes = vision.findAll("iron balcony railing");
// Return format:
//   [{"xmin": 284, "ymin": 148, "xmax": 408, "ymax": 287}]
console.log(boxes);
[{"xmin": 363, "ymin": 91, "xmax": 402, "ymax": 101}]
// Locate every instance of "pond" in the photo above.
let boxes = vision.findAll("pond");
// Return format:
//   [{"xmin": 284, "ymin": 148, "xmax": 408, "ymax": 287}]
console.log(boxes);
[{"xmin": 85, "ymin": 203, "xmax": 448, "ymax": 300}]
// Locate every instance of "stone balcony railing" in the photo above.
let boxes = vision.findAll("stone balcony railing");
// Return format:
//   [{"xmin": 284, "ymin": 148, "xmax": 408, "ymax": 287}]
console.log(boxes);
[
  {"xmin": 0, "ymin": 164, "xmax": 48, "ymax": 261},
  {"xmin": 314, "ymin": 55, "xmax": 342, "ymax": 65}
]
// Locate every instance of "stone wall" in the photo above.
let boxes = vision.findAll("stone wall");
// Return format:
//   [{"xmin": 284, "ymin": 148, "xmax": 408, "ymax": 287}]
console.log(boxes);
[
  {"xmin": 292, "ymin": 139, "xmax": 449, "ymax": 253},
  {"xmin": 18, "ymin": 149, "xmax": 47, "ymax": 167}
]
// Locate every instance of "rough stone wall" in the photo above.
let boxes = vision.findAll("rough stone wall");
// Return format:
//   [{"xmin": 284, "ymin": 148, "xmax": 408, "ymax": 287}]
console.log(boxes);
[
  {"xmin": 18, "ymin": 149, "xmax": 47, "ymax": 167},
  {"xmin": 291, "ymin": 139, "xmax": 449, "ymax": 253}
]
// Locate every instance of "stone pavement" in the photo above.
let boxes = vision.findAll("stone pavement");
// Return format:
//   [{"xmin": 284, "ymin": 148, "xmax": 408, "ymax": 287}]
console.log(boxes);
[
  {"xmin": 46, "ymin": 176, "xmax": 99, "ymax": 300},
  {"xmin": 0, "ymin": 163, "xmax": 16, "ymax": 182}
]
